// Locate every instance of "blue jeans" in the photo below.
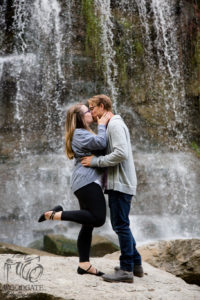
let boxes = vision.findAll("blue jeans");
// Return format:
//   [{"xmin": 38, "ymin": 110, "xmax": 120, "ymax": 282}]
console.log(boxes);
[{"xmin": 108, "ymin": 190, "xmax": 142, "ymax": 272}]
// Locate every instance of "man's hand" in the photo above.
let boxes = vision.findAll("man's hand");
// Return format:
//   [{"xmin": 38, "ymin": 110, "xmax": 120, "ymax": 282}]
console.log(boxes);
[{"xmin": 81, "ymin": 155, "xmax": 94, "ymax": 167}]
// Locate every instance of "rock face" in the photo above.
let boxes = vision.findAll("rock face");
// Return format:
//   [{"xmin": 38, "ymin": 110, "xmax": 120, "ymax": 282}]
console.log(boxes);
[
  {"xmin": 0, "ymin": 254, "xmax": 199, "ymax": 300},
  {"xmin": 0, "ymin": 0, "xmax": 200, "ymax": 157},
  {"xmin": 138, "ymin": 239, "xmax": 200, "ymax": 286}
]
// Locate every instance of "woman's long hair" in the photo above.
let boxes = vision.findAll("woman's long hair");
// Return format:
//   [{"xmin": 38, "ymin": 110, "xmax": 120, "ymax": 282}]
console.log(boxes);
[{"xmin": 65, "ymin": 103, "xmax": 89, "ymax": 159}]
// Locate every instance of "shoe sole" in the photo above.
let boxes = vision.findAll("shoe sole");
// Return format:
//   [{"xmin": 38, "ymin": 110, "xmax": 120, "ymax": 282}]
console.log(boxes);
[
  {"xmin": 134, "ymin": 273, "xmax": 144, "ymax": 277},
  {"xmin": 103, "ymin": 278, "xmax": 133, "ymax": 283}
]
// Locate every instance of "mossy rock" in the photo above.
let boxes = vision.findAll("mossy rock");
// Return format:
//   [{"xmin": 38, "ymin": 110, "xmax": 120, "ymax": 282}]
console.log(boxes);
[
  {"xmin": 91, "ymin": 235, "xmax": 119, "ymax": 257},
  {"xmin": 43, "ymin": 234, "xmax": 119, "ymax": 257},
  {"xmin": 28, "ymin": 239, "xmax": 44, "ymax": 251},
  {"xmin": 43, "ymin": 235, "xmax": 78, "ymax": 256}
]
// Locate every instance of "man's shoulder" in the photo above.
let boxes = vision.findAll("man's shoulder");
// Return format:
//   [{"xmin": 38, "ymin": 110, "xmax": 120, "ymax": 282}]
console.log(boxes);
[{"xmin": 108, "ymin": 115, "xmax": 126, "ymax": 129}]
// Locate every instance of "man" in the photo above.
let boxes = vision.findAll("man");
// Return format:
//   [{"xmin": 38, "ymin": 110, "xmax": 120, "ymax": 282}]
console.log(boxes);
[{"xmin": 81, "ymin": 94, "xmax": 143, "ymax": 283}]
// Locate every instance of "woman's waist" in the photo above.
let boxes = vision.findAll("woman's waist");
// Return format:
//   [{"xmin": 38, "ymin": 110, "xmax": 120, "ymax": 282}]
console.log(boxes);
[{"xmin": 73, "ymin": 163, "xmax": 102, "ymax": 175}]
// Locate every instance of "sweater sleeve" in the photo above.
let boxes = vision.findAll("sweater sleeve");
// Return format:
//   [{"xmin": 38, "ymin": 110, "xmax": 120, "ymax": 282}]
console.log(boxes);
[
  {"xmin": 72, "ymin": 125, "xmax": 107, "ymax": 151},
  {"xmin": 90, "ymin": 122, "xmax": 128, "ymax": 167}
]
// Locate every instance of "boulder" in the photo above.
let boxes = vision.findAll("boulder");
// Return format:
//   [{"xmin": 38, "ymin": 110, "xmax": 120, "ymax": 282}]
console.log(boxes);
[
  {"xmin": 138, "ymin": 239, "xmax": 200, "ymax": 285},
  {"xmin": 91, "ymin": 235, "xmax": 119, "ymax": 257},
  {"xmin": 43, "ymin": 234, "xmax": 119, "ymax": 257},
  {"xmin": 28, "ymin": 239, "xmax": 44, "ymax": 251},
  {"xmin": 43, "ymin": 235, "xmax": 78, "ymax": 257},
  {"xmin": 0, "ymin": 242, "xmax": 57, "ymax": 257}
]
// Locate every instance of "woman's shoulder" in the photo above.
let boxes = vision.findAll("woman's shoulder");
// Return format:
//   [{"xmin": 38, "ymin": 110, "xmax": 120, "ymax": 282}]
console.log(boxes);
[
  {"xmin": 73, "ymin": 128, "xmax": 88, "ymax": 135},
  {"xmin": 72, "ymin": 128, "xmax": 91, "ymax": 142}
]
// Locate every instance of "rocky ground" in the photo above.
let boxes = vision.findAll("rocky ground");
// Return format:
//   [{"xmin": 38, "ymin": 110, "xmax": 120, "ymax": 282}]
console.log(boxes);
[
  {"xmin": 0, "ymin": 253, "xmax": 200, "ymax": 300},
  {"xmin": 138, "ymin": 239, "xmax": 200, "ymax": 286}
]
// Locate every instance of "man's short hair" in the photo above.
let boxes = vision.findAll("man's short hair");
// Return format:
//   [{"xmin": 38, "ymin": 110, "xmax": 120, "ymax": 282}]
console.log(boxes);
[{"xmin": 88, "ymin": 94, "xmax": 112, "ymax": 111}]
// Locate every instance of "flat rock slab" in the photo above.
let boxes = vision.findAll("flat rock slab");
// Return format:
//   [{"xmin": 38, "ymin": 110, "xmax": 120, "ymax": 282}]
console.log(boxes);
[{"xmin": 0, "ymin": 254, "xmax": 199, "ymax": 300}]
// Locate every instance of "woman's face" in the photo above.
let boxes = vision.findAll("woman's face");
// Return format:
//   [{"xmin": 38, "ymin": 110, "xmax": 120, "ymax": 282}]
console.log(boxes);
[{"xmin": 81, "ymin": 105, "xmax": 93, "ymax": 126}]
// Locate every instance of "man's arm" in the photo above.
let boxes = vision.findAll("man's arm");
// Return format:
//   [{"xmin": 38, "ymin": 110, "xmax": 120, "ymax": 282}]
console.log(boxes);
[{"xmin": 81, "ymin": 123, "xmax": 128, "ymax": 168}]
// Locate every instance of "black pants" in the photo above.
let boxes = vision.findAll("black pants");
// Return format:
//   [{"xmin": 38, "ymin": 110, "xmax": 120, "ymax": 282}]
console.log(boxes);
[{"xmin": 61, "ymin": 182, "xmax": 106, "ymax": 262}]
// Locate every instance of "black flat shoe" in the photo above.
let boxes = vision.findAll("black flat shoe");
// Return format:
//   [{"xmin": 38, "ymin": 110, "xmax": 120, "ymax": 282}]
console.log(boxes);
[
  {"xmin": 77, "ymin": 265, "xmax": 104, "ymax": 276},
  {"xmin": 38, "ymin": 205, "xmax": 63, "ymax": 222}
]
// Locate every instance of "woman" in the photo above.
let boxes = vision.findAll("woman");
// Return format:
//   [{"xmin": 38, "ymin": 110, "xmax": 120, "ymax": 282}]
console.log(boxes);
[{"xmin": 38, "ymin": 103, "xmax": 110, "ymax": 276}]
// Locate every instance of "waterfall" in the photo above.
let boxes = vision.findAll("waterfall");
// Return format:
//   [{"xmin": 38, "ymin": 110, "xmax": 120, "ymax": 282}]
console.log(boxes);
[
  {"xmin": 0, "ymin": 0, "xmax": 74, "ymax": 154},
  {"xmin": 0, "ymin": 0, "xmax": 199, "ymax": 247},
  {"xmin": 151, "ymin": 0, "xmax": 186, "ymax": 141},
  {"xmin": 94, "ymin": 0, "xmax": 118, "ymax": 112},
  {"xmin": 0, "ymin": 0, "xmax": 75, "ymax": 245},
  {"xmin": 135, "ymin": 0, "xmax": 187, "ymax": 147}
]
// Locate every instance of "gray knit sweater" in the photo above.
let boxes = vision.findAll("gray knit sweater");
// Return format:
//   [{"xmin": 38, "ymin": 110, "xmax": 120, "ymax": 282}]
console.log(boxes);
[
  {"xmin": 71, "ymin": 125, "xmax": 107, "ymax": 192},
  {"xmin": 90, "ymin": 115, "xmax": 137, "ymax": 195}
]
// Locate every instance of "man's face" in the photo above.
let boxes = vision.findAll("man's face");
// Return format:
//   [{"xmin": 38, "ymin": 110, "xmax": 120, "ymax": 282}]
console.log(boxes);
[{"xmin": 89, "ymin": 102, "xmax": 104, "ymax": 122}]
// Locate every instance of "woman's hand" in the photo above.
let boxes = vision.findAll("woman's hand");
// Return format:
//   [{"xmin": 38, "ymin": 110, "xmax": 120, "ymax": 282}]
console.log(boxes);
[{"xmin": 97, "ymin": 112, "xmax": 112, "ymax": 125}]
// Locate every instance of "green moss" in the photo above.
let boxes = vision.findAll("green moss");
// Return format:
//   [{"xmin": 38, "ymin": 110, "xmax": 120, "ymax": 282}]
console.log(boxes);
[
  {"xmin": 113, "ymin": 14, "xmax": 145, "ymax": 91},
  {"xmin": 118, "ymin": 17, "xmax": 133, "ymax": 30},
  {"xmin": 135, "ymin": 40, "xmax": 144, "ymax": 56},
  {"xmin": 115, "ymin": 43, "xmax": 128, "ymax": 86},
  {"xmin": 191, "ymin": 141, "xmax": 200, "ymax": 157},
  {"xmin": 81, "ymin": 0, "xmax": 102, "ymax": 69},
  {"xmin": 194, "ymin": 30, "xmax": 200, "ymax": 69}
]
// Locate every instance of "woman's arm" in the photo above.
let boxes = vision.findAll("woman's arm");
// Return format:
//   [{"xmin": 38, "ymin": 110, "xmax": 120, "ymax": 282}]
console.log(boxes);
[{"xmin": 72, "ymin": 125, "xmax": 107, "ymax": 151}]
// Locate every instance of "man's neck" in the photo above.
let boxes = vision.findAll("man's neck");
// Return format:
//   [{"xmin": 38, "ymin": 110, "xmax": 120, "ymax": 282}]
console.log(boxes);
[{"xmin": 103, "ymin": 111, "xmax": 114, "ymax": 118}]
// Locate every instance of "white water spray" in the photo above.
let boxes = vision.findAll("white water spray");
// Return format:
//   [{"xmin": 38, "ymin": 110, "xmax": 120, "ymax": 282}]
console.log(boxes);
[
  {"xmin": 135, "ymin": 0, "xmax": 187, "ymax": 145},
  {"xmin": 94, "ymin": 0, "xmax": 118, "ymax": 112}
]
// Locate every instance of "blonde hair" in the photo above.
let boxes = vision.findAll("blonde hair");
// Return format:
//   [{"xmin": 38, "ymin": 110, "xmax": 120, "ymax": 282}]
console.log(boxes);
[
  {"xmin": 65, "ymin": 103, "xmax": 88, "ymax": 159},
  {"xmin": 88, "ymin": 94, "xmax": 112, "ymax": 111}
]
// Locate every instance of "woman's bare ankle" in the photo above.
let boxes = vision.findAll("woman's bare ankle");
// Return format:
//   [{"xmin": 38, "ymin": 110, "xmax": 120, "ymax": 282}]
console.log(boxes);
[
  {"xmin": 44, "ymin": 211, "xmax": 62, "ymax": 220},
  {"xmin": 79, "ymin": 262, "xmax": 90, "ymax": 269},
  {"xmin": 53, "ymin": 211, "xmax": 62, "ymax": 220}
]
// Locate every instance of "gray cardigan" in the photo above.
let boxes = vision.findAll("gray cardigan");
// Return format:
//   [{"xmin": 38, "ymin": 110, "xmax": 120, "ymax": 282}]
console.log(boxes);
[
  {"xmin": 71, "ymin": 125, "xmax": 107, "ymax": 192},
  {"xmin": 90, "ymin": 115, "xmax": 137, "ymax": 195}
]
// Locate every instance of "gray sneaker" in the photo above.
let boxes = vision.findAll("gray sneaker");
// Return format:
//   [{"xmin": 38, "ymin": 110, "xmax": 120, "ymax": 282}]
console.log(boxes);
[
  {"xmin": 114, "ymin": 265, "xmax": 144, "ymax": 277},
  {"xmin": 102, "ymin": 269, "xmax": 133, "ymax": 283}
]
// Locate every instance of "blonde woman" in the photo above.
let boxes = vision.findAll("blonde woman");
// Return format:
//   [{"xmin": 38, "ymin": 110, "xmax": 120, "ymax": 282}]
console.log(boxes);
[{"xmin": 38, "ymin": 103, "xmax": 111, "ymax": 276}]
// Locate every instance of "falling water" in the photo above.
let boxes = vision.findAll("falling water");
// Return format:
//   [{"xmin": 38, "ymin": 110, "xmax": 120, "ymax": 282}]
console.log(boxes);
[
  {"xmin": 0, "ymin": 0, "xmax": 199, "ymax": 247},
  {"xmin": 0, "ymin": 0, "xmax": 69, "ymax": 154},
  {"xmin": 94, "ymin": 0, "xmax": 118, "ymax": 112},
  {"xmin": 0, "ymin": 0, "xmax": 75, "ymax": 245},
  {"xmin": 135, "ymin": 0, "xmax": 187, "ymax": 146}
]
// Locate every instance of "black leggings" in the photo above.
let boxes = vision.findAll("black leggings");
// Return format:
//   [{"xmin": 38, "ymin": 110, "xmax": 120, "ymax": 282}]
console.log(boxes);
[{"xmin": 61, "ymin": 182, "xmax": 106, "ymax": 262}]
